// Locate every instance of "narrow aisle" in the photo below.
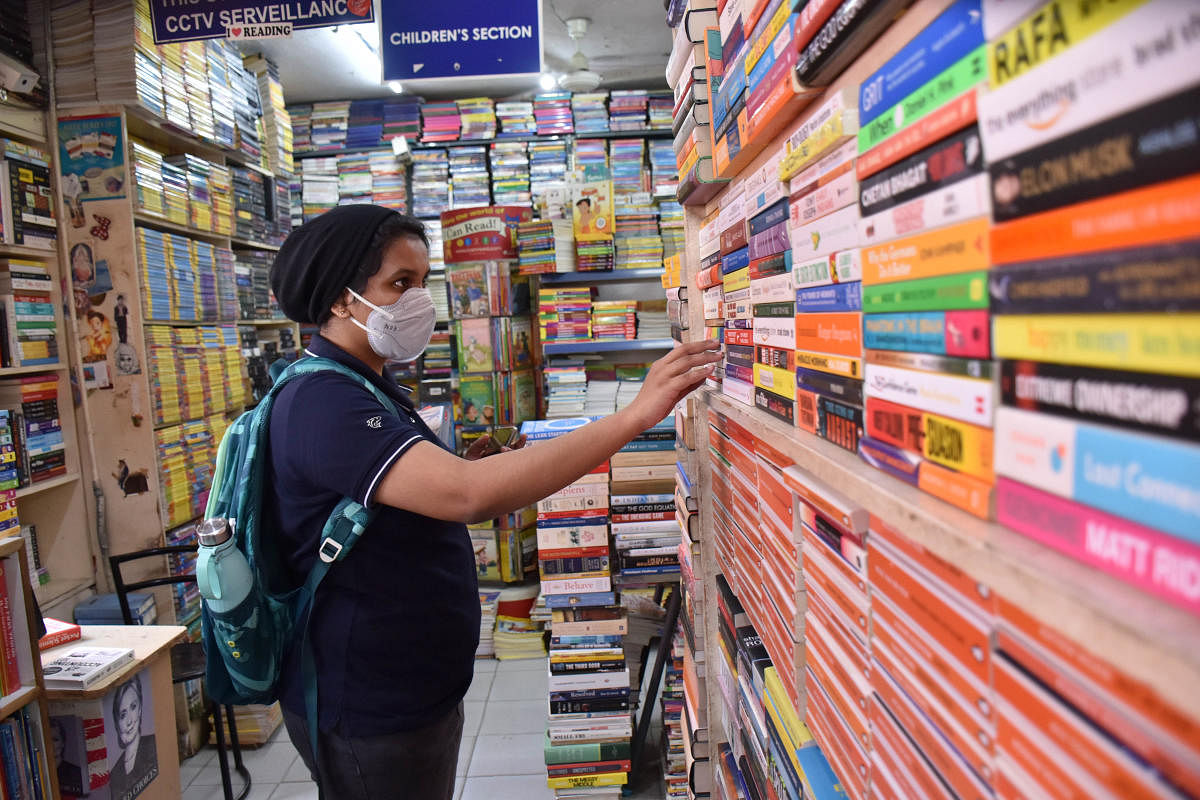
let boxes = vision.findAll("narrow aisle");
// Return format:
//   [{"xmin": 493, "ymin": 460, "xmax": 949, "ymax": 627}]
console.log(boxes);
[{"xmin": 179, "ymin": 657, "xmax": 667, "ymax": 799}]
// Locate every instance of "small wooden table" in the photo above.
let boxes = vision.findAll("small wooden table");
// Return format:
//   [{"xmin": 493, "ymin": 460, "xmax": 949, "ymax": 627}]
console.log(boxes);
[{"xmin": 42, "ymin": 625, "xmax": 186, "ymax": 800}]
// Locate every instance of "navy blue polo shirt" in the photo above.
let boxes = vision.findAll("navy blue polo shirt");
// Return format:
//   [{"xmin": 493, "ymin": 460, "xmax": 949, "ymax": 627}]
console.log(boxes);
[{"xmin": 263, "ymin": 334, "xmax": 480, "ymax": 735}]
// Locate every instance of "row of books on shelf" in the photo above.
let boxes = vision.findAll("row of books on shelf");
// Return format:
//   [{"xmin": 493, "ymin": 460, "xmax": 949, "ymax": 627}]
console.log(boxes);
[
  {"xmin": 132, "ymin": 140, "xmax": 290, "ymax": 245},
  {"xmin": 0, "ymin": 378, "xmax": 66, "ymax": 489},
  {"xmin": 0, "ymin": 260, "xmax": 57, "ymax": 369},
  {"xmin": 0, "ymin": 139, "xmax": 56, "ymax": 250},
  {"xmin": 702, "ymin": 399, "xmax": 1200, "ymax": 800},
  {"xmin": 290, "ymin": 91, "xmax": 673, "ymax": 153},
  {"xmin": 674, "ymin": 0, "xmax": 1200, "ymax": 620}
]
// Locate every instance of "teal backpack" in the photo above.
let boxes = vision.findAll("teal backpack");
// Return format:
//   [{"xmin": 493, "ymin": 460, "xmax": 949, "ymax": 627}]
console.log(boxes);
[{"xmin": 200, "ymin": 356, "xmax": 401, "ymax": 755}]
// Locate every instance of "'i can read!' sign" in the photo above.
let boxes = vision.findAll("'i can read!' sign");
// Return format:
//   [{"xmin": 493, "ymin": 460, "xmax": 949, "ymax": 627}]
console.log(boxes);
[
  {"xmin": 149, "ymin": 0, "xmax": 373, "ymax": 44},
  {"xmin": 440, "ymin": 207, "xmax": 532, "ymax": 264}
]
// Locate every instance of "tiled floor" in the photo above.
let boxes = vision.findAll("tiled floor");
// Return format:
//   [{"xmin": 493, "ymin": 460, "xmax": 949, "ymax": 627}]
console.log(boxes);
[{"xmin": 180, "ymin": 657, "xmax": 667, "ymax": 799}]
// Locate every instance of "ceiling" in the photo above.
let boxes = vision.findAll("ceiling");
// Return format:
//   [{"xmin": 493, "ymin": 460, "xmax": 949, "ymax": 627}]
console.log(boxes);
[{"xmin": 240, "ymin": 0, "xmax": 674, "ymax": 104}]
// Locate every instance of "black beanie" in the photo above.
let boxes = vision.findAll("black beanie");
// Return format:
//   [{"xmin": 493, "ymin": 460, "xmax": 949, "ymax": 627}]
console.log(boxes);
[{"xmin": 269, "ymin": 204, "xmax": 400, "ymax": 324}]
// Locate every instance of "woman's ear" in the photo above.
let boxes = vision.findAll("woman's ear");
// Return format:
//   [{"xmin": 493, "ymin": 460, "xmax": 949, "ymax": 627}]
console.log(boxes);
[{"xmin": 329, "ymin": 289, "xmax": 355, "ymax": 320}]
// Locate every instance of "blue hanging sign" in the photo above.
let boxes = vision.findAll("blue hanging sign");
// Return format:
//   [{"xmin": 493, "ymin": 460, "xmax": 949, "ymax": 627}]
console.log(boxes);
[
  {"xmin": 381, "ymin": 0, "xmax": 543, "ymax": 81},
  {"xmin": 149, "ymin": 0, "xmax": 374, "ymax": 44}
]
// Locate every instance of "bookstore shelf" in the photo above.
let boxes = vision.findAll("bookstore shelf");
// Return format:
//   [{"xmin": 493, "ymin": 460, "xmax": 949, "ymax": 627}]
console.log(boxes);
[
  {"xmin": 230, "ymin": 237, "xmax": 281, "ymax": 252},
  {"xmin": 701, "ymin": 388, "xmax": 1200, "ymax": 721},
  {"xmin": 0, "ymin": 364, "xmax": 69, "ymax": 377},
  {"xmin": 539, "ymin": 268, "xmax": 666, "ymax": 285},
  {"xmin": 294, "ymin": 128, "xmax": 675, "ymax": 160},
  {"xmin": 132, "ymin": 210, "xmax": 229, "ymax": 246},
  {"xmin": 543, "ymin": 338, "xmax": 676, "ymax": 355},
  {"xmin": 14, "ymin": 471, "xmax": 80, "ymax": 499},
  {"xmin": 123, "ymin": 102, "xmax": 258, "ymax": 169},
  {"xmin": 0, "ymin": 243, "xmax": 56, "ymax": 259},
  {"xmin": 0, "ymin": 685, "xmax": 39, "ymax": 722}
]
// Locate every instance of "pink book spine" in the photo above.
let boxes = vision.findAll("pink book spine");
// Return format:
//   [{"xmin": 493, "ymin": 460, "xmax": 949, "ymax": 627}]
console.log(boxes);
[{"xmin": 996, "ymin": 477, "xmax": 1200, "ymax": 616}]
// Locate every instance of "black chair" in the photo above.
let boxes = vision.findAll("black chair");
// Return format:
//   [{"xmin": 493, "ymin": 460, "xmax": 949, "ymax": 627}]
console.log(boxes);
[{"xmin": 110, "ymin": 545, "xmax": 251, "ymax": 800}]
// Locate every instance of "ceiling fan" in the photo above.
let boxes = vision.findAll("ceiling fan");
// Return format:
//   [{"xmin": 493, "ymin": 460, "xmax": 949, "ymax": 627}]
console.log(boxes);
[{"xmin": 558, "ymin": 17, "xmax": 602, "ymax": 92}]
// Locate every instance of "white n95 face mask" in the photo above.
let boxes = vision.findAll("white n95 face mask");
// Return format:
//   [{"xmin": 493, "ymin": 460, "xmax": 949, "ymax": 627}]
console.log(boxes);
[{"xmin": 346, "ymin": 287, "xmax": 437, "ymax": 362}]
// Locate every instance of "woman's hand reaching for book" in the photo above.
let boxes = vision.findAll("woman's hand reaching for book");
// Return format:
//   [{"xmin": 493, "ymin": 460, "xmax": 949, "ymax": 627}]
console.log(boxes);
[{"xmin": 627, "ymin": 339, "xmax": 721, "ymax": 431}]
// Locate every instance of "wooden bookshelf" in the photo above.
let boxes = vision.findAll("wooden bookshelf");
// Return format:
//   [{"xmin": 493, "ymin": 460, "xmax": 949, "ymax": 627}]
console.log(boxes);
[
  {"xmin": 0, "ymin": 535, "xmax": 63, "ymax": 799},
  {"xmin": 671, "ymin": 0, "xmax": 1200, "ymax": 794},
  {"xmin": 2, "ymin": 110, "xmax": 98, "ymax": 624}
]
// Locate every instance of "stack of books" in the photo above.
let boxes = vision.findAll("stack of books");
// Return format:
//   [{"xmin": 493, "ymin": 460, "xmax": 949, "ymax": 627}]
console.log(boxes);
[
  {"xmin": 160, "ymin": 158, "xmax": 189, "ymax": 225},
  {"xmin": 206, "ymin": 41, "xmax": 237, "ymax": 149},
  {"xmin": 522, "ymin": 416, "xmax": 632, "ymax": 795},
  {"xmin": 608, "ymin": 138, "xmax": 646, "ymax": 196},
  {"xmin": 421, "ymin": 101, "xmax": 461, "ymax": 143},
  {"xmin": 575, "ymin": 239, "xmax": 615, "ymax": 272},
  {"xmin": 243, "ymin": 53, "xmax": 294, "ymax": 176},
  {"xmin": 477, "ymin": 588, "xmax": 502, "ymax": 658},
  {"xmin": 662, "ymin": 620, "xmax": 687, "ymax": 798},
  {"xmin": 658, "ymin": 201, "xmax": 686, "ymax": 258},
  {"xmin": 228, "ymin": 48, "xmax": 264, "ymax": 160},
  {"xmin": 368, "ymin": 151, "xmax": 408, "ymax": 213},
  {"xmin": 336, "ymin": 152, "xmax": 372, "ymax": 205},
  {"xmin": 613, "ymin": 201, "xmax": 663, "ymax": 270},
  {"xmin": 0, "ymin": 411, "xmax": 20, "ymax": 541},
  {"xmin": 649, "ymin": 140, "xmax": 678, "ymax": 197},
  {"xmin": 382, "ymin": 96, "xmax": 422, "ymax": 142},
  {"xmin": 538, "ymin": 286, "xmax": 593, "ymax": 343},
  {"xmin": 489, "ymin": 142, "xmax": 531, "ymax": 206},
  {"xmin": 131, "ymin": 140, "xmax": 165, "ymax": 216},
  {"xmin": 573, "ymin": 138, "xmax": 608, "ymax": 175},
  {"xmin": 517, "ymin": 219, "xmax": 576, "ymax": 275},
  {"xmin": 543, "ymin": 362, "xmax": 588, "ymax": 419},
  {"xmin": 494, "ymin": 583, "xmax": 546, "ymax": 660},
  {"xmin": 411, "ymin": 149, "xmax": 450, "ymax": 219},
  {"xmin": 0, "ymin": 260, "xmax": 58, "ymax": 368},
  {"xmin": 208, "ymin": 165, "xmax": 233, "ymax": 236},
  {"xmin": 346, "ymin": 99, "xmax": 384, "ymax": 149},
  {"xmin": 0, "ymin": 375, "xmax": 67, "ymax": 486},
  {"xmin": 611, "ymin": 417, "xmax": 679, "ymax": 580},
  {"xmin": 448, "ymin": 145, "xmax": 491, "ymax": 208},
  {"xmin": 571, "ymin": 93, "xmax": 610, "ymax": 134},
  {"xmin": 457, "ymin": 97, "xmax": 497, "ymax": 140},
  {"xmin": 530, "ymin": 140, "xmax": 570, "ymax": 207},
  {"xmin": 648, "ymin": 91, "xmax": 674, "ymax": 130},
  {"xmin": 608, "ymin": 90, "xmax": 649, "ymax": 131},
  {"xmin": 299, "ymin": 157, "xmax": 339, "ymax": 221},
  {"xmin": 181, "ymin": 41, "xmax": 215, "ymax": 142},
  {"xmin": 590, "ymin": 300, "xmax": 636, "ymax": 341},
  {"xmin": 163, "ymin": 154, "xmax": 214, "ymax": 231},
  {"xmin": 496, "ymin": 102, "xmax": 536, "ymax": 137},
  {"xmin": 534, "ymin": 92, "xmax": 574, "ymax": 135},
  {"xmin": 289, "ymin": 104, "xmax": 313, "ymax": 153},
  {"xmin": 425, "ymin": 223, "xmax": 446, "ymax": 271},
  {"xmin": 0, "ymin": 139, "xmax": 56, "ymax": 249}
]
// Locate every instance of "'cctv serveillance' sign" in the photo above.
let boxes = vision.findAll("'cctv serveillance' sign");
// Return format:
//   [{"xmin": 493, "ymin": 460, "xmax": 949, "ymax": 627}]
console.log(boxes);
[
  {"xmin": 381, "ymin": 0, "xmax": 542, "ymax": 81},
  {"xmin": 150, "ymin": 0, "xmax": 373, "ymax": 43}
]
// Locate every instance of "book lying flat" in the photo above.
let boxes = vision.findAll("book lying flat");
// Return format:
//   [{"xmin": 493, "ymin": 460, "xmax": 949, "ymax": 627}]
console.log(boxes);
[{"xmin": 42, "ymin": 646, "xmax": 134, "ymax": 690}]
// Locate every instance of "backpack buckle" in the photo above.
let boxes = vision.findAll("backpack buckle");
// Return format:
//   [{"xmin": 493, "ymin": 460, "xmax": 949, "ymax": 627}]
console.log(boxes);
[{"xmin": 318, "ymin": 537, "xmax": 343, "ymax": 563}]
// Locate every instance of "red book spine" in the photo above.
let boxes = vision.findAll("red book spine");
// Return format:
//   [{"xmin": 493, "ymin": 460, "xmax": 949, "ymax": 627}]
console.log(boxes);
[{"xmin": 0, "ymin": 562, "xmax": 21, "ymax": 695}]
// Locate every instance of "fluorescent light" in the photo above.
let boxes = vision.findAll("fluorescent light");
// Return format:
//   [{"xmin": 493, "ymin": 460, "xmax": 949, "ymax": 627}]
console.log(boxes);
[
  {"xmin": 539, "ymin": 72, "xmax": 558, "ymax": 90},
  {"xmin": 388, "ymin": 80, "xmax": 404, "ymax": 94}
]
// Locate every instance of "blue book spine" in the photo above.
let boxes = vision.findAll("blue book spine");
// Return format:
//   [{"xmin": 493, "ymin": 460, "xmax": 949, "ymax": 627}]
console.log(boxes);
[
  {"xmin": 545, "ymin": 591, "xmax": 617, "ymax": 609},
  {"xmin": 858, "ymin": 0, "xmax": 984, "ymax": 125}
]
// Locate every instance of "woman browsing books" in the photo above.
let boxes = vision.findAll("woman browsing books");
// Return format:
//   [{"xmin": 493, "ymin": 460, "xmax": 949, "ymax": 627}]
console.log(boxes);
[{"xmin": 266, "ymin": 204, "xmax": 719, "ymax": 800}]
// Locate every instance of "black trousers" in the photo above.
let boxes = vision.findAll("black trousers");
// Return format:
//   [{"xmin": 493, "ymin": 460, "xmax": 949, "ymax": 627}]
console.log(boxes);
[{"xmin": 283, "ymin": 703, "xmax": 464, "ymax": 800}]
